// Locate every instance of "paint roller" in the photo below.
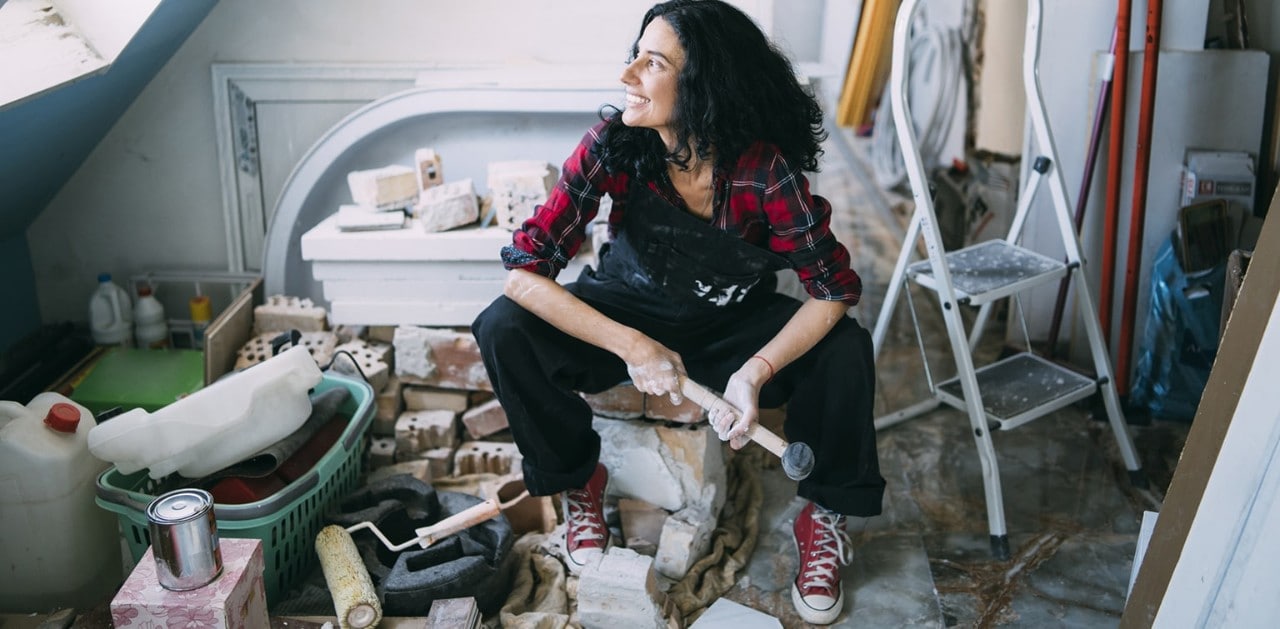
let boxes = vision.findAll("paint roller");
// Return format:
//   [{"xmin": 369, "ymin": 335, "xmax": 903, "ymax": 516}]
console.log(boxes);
[
  {"xmin": 314, "ymin": 489, "xmax": 530, "ymax": 628},
  {"xmin": 680, "ymin": 377, "xmax": 815, "ymax": 481}
]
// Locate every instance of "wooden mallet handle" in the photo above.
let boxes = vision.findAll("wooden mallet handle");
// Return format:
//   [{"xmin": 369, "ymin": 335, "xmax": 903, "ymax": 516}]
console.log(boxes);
[{"xmin": 680, "ymin": 378, "xmax": 786, "ymax": 457}]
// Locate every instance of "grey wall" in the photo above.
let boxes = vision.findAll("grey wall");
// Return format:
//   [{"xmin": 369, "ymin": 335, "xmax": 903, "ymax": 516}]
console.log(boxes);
[{"xmin": 0, "ymin": 0, "xmax": 215, "ymax": 353}]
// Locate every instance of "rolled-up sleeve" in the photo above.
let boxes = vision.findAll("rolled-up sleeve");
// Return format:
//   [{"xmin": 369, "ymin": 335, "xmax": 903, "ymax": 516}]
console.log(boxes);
[
  {"xmin": 761, "ymin": 155, "xmax": 862, "ymax": 306},
  {"xmin": 502, "ymin": 123, "xmax": 622, "ymax": 279}
]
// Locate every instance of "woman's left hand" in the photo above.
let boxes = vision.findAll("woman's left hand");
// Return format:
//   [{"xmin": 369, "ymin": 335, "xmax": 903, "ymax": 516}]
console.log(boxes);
[{"xmin": 718, "ymin": 363, "xmax": 768, "ymax": 450}]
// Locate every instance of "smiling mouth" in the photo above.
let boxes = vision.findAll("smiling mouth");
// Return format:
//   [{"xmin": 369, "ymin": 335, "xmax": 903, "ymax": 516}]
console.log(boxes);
[{"xmin": 625, "ymin": 93, "xmax": 650, "ymax": 107}]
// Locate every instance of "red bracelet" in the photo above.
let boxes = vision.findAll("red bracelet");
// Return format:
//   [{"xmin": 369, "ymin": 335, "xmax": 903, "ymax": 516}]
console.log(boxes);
[{"xmin": 750, "ymin": 354, "xmax": 775, "ymax": 382}]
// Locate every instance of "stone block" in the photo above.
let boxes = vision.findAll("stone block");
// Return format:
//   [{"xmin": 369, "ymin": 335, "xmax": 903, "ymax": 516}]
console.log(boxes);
[
  {"xmin": 655, "ymin": 512, "xmax": 715, "ymax": 581},
  {"xmin": 111, "ymin": 539, "xmax": 267, "ymax": 629},
  {"xmin": 393, "ymin": 326, "xmax": 492, "ymax": 391},
  {"xmin": 461, "ymin": 398, "xmax": 509, "ymax": 439},
  {"xmin": 417, "ymin": 178, "xmax": 479, "ymax": 232},
  {"xmin": 403, "ymin": 386, "xmax": 470, "ymax": 413},
  {"xmin": 426, "ymin": 596, "xmax": 479, "ymax": 628},
  {"xmin": 644, "ymin": 391, "xmax": 704, "ymax": 423},
  {"xmin": 619, "ymin": 498, "xmax": 667, "ymax": 557},
  {"xmin": 583, "ymin": 384, "xmax": 645, "ymax": 419},
  {"xmin": 252, "ymin": 294, "xmax": 328, "ymax": 334},
  {"xmin": 454, "ymin": 441, "xmax": 523, "ymax": 476},
  {"xmin": 348, "ymin": 164, "xmax": 418, "ymax": 210},
  {"xmin": 577, "ymin": 547, "xmax": 669, "ymax": 629},
  {"xmin": 394, "ymin": 409, "xmax": 458, "ymax": 459},
  {"xmin": 369, "ymin": 325, "xmax": 397, "ymax": 343}
]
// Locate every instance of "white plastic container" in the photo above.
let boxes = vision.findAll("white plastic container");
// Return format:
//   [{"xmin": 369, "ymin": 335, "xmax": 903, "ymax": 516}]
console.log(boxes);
[
  {"xmin": 0, "ymin": 393, "xmax": 122, "ymax": 613},
  {"xmin": 89, "ymin": 273, "xmax": 134, "ymax": 346},
  {"xmin": 88, "ymin": 345, "xmax": 324, "ymax": 479},
  {"xmin": 134, "ymin": 285, "xmax": 169, "ymax": 349}
]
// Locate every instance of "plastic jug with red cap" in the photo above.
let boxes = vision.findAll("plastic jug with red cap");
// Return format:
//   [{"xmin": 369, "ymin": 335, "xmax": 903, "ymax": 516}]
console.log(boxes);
[{"xmin": 0, "ymin": 393, "xmax": 123, "ymax": 613}]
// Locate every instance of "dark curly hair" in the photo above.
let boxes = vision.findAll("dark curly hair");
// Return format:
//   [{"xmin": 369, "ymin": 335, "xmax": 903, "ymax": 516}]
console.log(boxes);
[{"xmin": 596, "ymin": 0, "xmax": 827, "ymax": 180}]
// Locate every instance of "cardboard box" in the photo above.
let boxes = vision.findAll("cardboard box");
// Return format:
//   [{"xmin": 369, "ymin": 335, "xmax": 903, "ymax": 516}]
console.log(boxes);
[{"xmin": 110, "ymin": 538, "xmax": 268, "ymax": 629}]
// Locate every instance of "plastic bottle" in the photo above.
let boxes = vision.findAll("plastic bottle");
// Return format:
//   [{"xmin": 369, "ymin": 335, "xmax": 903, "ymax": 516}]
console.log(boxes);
[
  {"xmin": 189, "ymin": 295, "xmax": 212, "ymax": 350},
  {"xmin": 134, "ymin": 285, "xmax": 170, "ymax": 349},
  {"xmin": 88, "ymin": 344, "xmax": 323, "ymax": 479},
  {"xmin": 88, "ymin": 273, "xmax": 134, "ymax": 347},
  {"xmin": 0, "ymin": 393, "xmax": 122, "ymax": 613}
]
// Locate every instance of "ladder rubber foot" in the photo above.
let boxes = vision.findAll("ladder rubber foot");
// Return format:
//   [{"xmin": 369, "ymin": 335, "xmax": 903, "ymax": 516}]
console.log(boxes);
[
  {"xmin": 990, "ymin": 535, "xmax": 1011, "ymax": 561},
  {"xmin": 1128, "ymin": 469, "xmax": 1150, "ymax": 490}
]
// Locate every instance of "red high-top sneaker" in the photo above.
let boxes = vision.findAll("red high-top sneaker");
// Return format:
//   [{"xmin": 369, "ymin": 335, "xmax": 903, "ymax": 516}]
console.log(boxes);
[
  {"xmin": 562, "ymin": 463, "xmax": 610, "ymax": 574},
  {"xmin": 791, "ymin": 501, "xmax": 854, "ymax": 625}
]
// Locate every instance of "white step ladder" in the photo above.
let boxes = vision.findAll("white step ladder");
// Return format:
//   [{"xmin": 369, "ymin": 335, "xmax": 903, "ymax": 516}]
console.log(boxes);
[{"xmin": 871, "ymin": 0, "xmax": 1145, "ymax": 560}]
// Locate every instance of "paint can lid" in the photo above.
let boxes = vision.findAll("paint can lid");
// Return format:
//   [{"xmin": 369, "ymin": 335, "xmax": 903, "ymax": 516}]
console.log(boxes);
[{"xmin": 146, "ymin": 489, "xmax": 214, "ymax": 525}]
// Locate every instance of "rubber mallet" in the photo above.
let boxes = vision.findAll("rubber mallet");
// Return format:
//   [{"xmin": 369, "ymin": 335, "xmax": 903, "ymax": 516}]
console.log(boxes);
[{"xmin": 680, "ymin": 378, "xmax": 815, "ymax": 481}]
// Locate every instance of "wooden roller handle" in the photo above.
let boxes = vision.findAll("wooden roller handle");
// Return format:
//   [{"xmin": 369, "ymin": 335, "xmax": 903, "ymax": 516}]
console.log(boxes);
[
  {"xmin": 413, "ymin": 498, "xmax": 502, "ymax": 548},
  {"xmin": 680, "ymin": 378, "xmax": 788, "ymax": 458}
]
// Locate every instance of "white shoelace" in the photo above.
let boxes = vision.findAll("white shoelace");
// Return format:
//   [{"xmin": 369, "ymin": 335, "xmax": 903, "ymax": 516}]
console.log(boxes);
[
  {"xmin": 566, "ymin": 490, "xmax": 605, "ymax": 545},
  {"xmin": 799, "ymin": 508, "xmax": 854, "ymax": 591}
]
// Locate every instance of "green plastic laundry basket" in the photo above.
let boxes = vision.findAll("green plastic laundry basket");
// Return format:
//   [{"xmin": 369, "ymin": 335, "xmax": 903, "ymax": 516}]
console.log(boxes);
[{"xmin": 95, "ymin": 373, "xmax": 373, "ymax": 605}]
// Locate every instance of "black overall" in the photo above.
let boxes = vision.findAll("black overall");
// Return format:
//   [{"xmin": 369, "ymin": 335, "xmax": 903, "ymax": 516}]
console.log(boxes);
[{"xmin": 472, "ymin": 183, "xmax": 884, "ymax": 517}]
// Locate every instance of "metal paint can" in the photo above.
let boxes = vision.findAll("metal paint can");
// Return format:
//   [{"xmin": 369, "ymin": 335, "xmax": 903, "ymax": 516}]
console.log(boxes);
[{"xmin": 145, "ymin": 488, "xmax": 222, "ymax": 591}]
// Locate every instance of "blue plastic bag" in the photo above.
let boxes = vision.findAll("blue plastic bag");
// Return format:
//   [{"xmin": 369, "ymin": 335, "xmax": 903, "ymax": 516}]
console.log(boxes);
[{"xmin": 1128, "ymin": 237, "xmax": 1226, "ymax": 421}]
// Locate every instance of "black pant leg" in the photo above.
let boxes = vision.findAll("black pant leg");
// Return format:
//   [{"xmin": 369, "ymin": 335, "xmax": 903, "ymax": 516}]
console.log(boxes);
[{"xmin": 472, "ymin": 295, "xmax": 629, "ymax": 496}]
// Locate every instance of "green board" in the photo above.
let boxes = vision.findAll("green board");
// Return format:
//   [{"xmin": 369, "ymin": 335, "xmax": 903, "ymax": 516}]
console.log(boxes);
[{"xmin": 70, "ymin": 347, "xmax": 205, "ymax": 415}]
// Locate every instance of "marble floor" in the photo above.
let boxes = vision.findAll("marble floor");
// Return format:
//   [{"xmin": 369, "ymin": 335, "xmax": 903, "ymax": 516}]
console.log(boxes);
[{"xmin": 708, "ymin": 129, "xmax": 1190, "ymax": 627}]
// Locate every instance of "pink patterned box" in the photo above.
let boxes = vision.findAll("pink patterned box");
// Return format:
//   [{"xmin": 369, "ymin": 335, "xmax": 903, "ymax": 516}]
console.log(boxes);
[{"xmin": 110, "ymin": 538, "xmax": 269, "ymax": 629}]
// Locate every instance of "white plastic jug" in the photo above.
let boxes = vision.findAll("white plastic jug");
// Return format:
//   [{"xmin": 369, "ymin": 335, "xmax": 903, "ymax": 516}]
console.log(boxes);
[
  {"xmin": 89, "ymin": 273, "xmax": 134, "ymax": 347},
  {"xmin": 88, "ymin": 344, "xmax": 324, "ymax": 479},
  {"xmin": 134, "ymin": 285, "xmax": 169, "ymax": 349},
  {"xmin": 0, "ymin": 393, "xmax": 122, "ymax": 613}
]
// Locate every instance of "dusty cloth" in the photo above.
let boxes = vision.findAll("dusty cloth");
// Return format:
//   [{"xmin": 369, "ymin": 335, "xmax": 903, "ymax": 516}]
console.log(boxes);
[{"xmin": 494, "ymin": 447, "xmax": 766, "ymax": 627}]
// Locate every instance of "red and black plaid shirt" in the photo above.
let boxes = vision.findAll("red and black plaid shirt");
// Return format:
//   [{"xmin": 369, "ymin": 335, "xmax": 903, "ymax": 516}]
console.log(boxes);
[{"xmin": 502, "ymin": 121, "xmax": 862, "ymax": 305}]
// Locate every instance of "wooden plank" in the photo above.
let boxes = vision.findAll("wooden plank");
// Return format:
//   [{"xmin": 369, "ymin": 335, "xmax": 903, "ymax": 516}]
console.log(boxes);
[{"xmin": 203, "ymin": 277, "xmax": 263, "ymax": 385}]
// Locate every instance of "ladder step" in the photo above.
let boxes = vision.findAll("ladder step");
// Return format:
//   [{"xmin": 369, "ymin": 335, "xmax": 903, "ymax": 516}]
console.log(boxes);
[
  {"xmin": 908, "ymin": 240, "xmax": 1068, "ymax": 306},
  {"xmin": 936, "ymin": 353, "xmax": 1096, "ymax": 430}
]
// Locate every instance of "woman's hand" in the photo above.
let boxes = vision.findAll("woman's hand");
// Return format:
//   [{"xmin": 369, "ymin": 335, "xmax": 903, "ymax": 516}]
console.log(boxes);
[
  {"xmin": 624, "ymin": 338, "xmax": 687, "ymax": 404},
  {"xmin": 715, "ymin": 357, "xmax": 772, "ymax": 450}
]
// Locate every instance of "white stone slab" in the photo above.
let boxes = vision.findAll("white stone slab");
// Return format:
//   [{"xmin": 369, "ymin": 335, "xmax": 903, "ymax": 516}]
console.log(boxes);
[
  {"xmin": 301, "ymin": 214, "xmax": 511, "ymax": 261},
  {"xmin": 322, "ymin": 279, "xmax": 505, "ymax": 302}
]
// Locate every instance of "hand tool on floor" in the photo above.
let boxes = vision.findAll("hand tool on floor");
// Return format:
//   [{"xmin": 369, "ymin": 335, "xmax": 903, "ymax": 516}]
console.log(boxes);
[
  {"xmin": 345, "ymin": 489, "xmax": 530, "ymax": 552},
  {"xmin": 680, "ymin": 378, "xmax": 814, "ymax": 481}
]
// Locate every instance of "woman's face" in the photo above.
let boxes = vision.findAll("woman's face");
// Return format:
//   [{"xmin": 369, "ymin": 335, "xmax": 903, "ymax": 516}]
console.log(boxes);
[{"xmin": 620, "ymin": 16, "xmax": 684, "ymax": 147}]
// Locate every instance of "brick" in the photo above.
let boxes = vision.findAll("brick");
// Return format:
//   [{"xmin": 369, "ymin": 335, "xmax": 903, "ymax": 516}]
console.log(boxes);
[
  {"xmin": 252, "ymin": 294, "xmax": 328, "ymax": 335},
  {"xmin": 577, "ymin": 548, "xmax": 669, "ymax": 629},
  {"xmin": 655, "ymin": 513, "xmax": 714, "ymax": 581},
  {"xmin": 369, "ymin": 436, "xmax": 396, "ymax": 469},
  {"xmin": 415, "ymin": 148, "xmax": 445, "ymax": 192},
  {"xmin": 644, "ymin": 391, "xmax": 704, "ymax": 423},
  {"xmin": 348, "ymin": 164, "xmax": 418, "ymax": 209},
  {"xmin": 331, "ymin": 339, "xmax": 391, "ymax": 393},
  {"xmin": 368, "ymin": 325, "xmax": 397, "ymax": 343},
  {"xmin": 488, "ymin": 160, "xmax": 557, "ymax": 230},
  {"xmin": 583, "ymin": 384, "xmax": 645, "ymax": 419},
  {"xmin": 233, "ymin": 331, "xmax": 337, "ymax": 371},
  {"xmin": 403, "ymin": 386, "xmax": 469, "ymax": 413},
  {"xmin": 417, "ymin": 178, "xmax": 479, "ymax": 232},
  {"xmin": 454, "ymin": 441, "xmax": 523, "ymax": 476},
  {"xmin": 422, "ymin": 446, "xmax": 455, "ymax": 478},
  {"xmin": 366, "ymin": 459, "xmax": 433, "ymax": 486},
  {"xmin": 395, "ymin": 409, "xmax": 458, "ymax": 459},
  {"xmin": 393, "ymin": 326, "xmax": 492, "ymax": 391},
  {"xmin": 481, "ymin": 473, "xmax": 555, "ymax": 536},
  {"xmin": 373, "ymin": 377, "xmax": 404, "ymax": 436},
  {"xmin": 461, "ymin": 399, "xmax": 509, "ymax": 439}
]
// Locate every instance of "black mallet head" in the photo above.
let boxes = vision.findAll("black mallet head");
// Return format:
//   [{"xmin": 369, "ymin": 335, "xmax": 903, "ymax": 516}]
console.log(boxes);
[{"xmin": 781, "ymin": 441, "xmax": 815, "ymax": 481}]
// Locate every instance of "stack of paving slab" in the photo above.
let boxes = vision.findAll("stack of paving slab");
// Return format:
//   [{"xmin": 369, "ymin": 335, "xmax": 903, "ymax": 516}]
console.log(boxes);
[{"xmin": 300, "ymin": 218, "xmax": 594, "ymax": 326}]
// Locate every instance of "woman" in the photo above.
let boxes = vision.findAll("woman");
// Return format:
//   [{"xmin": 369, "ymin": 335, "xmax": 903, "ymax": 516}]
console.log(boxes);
[{"xmin": 472, "ymin": 0, "xmax": 883, "ymax": 623}]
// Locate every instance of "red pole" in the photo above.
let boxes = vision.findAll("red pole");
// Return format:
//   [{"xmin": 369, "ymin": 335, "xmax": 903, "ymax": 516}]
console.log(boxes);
[
  {"xmin": 1116, "ymin": 0, "xmax": 1163, "ymax": 394},
  {"xmin": 1101, "ymin": 0, "xmax": 1132, "ymax": 345}
]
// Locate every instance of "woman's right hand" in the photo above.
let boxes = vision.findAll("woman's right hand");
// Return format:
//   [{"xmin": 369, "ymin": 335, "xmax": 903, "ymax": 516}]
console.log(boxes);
[{"xmin": 624, "ymin": 338, "xmax": 687, "ymax": 405}]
